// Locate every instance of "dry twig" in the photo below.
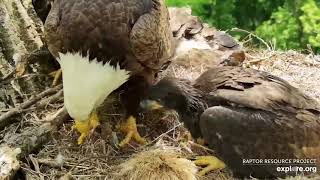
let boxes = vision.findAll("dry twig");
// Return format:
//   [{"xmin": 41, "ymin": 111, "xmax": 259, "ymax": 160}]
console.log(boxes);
[
  {"xmin": 3, "ymin": 107, "xmax": 69, "ymax": 159},
  {"xmin": 0, "ymin": 69, "xmax": 15, "ymax": 82},
  {"xmin": 231, "ymin": 27, "xmax": 272, "ymax": 51},
  {"xmin": 246, "ymin": 52, "xmax": 277, "ymax": 64},
  {"xmin": 0, "ymin": 85, "xmax": 62, "ymax": 129},
  {"xmin": 37, "ymin": 89, "xmax": 63, "ymax": 109},
  {"xmin": 149, "ymin": 122, "xmax": 183, "ymax": 145}
]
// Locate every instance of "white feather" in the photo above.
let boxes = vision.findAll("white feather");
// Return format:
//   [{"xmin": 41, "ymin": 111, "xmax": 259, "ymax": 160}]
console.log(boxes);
[{"xmin": 58, "ymin": 52, "xmax": 130, "ymax": 121}]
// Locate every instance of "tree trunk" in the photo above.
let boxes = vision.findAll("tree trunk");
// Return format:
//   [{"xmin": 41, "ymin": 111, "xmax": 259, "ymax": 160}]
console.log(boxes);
[{"xmin": 0, "ymin": 0, "xmax": 55, "ymax": 111}]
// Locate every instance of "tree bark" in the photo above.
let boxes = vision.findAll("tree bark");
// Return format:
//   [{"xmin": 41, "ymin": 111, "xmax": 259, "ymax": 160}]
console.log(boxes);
[
  {"xmin": 0, "ymin": 0, "xmax": 56, "ymax": 111},
  {"xmin": 0, "ymin": 107, "xmax": 69, "ymax": 179}
]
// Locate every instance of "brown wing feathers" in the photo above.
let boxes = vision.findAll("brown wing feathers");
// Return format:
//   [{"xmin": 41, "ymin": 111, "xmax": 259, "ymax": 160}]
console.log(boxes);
[{"xmin": 195, "ymin": 66, "xmax": 320, "ymax": 113}]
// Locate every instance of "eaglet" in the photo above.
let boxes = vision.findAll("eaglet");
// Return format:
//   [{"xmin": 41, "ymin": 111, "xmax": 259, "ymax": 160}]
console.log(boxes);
[{"xmin": 141, "ymin": 66, "xmax": 320, "ymax": 179}]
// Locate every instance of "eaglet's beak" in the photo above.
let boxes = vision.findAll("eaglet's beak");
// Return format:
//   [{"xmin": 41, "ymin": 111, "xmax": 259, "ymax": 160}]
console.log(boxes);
[{"xmin": 139, "ymin": 100, "xmax": 163, "ymax": 111}]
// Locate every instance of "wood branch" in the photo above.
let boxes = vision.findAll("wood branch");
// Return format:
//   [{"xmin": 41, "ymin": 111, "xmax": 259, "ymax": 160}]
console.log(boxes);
[
  {"xmin": 3, "ymin": 107, "xmax": 69, "ymax": 159},
  {"xmin": 0, "ymin": 145, "xmax": 21, "ymax": 179},
  {"xmin": 37, "ymin": 89, "xmax": 63, "ymax": 108},
  {"xmin": 0, "ymin": 85, "xmax": 62, "ymax": 130},
  {"xmin": 0, "ymin": 107, "xmax": 68, "ymax": 179},
  {"xmin": 0, "ymin": 68, "xmax": 15, "ymax": 81},
  {"xmin": 36, "ymin": 158, "xmax": 64, "ymax": 168}
]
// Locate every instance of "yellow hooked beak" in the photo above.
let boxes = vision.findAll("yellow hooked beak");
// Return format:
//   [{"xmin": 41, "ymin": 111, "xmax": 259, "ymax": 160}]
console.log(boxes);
[{"xmin": 140, "ymin": 99, "xmax": 163, "ymax": 111}]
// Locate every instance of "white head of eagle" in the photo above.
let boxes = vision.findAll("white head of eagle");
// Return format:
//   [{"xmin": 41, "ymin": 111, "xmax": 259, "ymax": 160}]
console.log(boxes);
[{"xmin": 58, "ymin": 52, "xmax": 130, "ymax": 121}]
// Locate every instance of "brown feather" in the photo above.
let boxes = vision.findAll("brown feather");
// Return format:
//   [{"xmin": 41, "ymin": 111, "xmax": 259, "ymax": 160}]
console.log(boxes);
[{"xmin": 194, "ymin": 66, "xmax": 319, "ymax": 113}]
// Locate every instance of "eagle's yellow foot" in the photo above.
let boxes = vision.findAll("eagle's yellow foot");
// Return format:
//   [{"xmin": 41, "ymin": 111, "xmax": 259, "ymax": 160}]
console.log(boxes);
[
  {"xmin": 49, "ymin": 69, "xmax": 62, "ymax": 86},
  {"xmin": 194, "ymin": 156, "xmax": 226, "ymax": 176},
  {"xmin": 73, "ymin": 112, "xmax": 100, "ymax": 145},
  {"xmin": 119, "ymin": 116, "xmax": 147, "ymax": 147}
]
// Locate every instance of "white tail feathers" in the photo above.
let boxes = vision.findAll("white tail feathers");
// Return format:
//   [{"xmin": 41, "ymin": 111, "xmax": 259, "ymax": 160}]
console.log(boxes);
[{"xmin": 58, "ymin": 52, "xmax": 130, "ymax": 120}]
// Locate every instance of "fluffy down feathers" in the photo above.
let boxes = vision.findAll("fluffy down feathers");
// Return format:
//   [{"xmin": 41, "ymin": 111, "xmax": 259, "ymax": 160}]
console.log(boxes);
[{"xmin": 114, "ymin": 148, "xmax": 198, "ymax": 180}]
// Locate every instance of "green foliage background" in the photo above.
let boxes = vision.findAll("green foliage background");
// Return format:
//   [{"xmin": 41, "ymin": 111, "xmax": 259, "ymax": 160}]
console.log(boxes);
[{"xmin": 166, "ymin": 0, "xmax": 320, "ymax": 53}]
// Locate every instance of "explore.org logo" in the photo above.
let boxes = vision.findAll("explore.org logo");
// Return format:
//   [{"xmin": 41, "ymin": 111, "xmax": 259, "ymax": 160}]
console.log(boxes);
[{"xmin": 276, "ymin": 166, "xmax": 317, "ymax": 173}]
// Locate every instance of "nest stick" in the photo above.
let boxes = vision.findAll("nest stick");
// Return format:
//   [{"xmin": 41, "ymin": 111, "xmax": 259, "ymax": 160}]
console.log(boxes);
[
  {"xmin": 0, "ymin": 85, "xmax": 62, "ymax": 129},
  {"xmin": 3, "ymin": 107, "xmax": 69, "ymax": 159}
]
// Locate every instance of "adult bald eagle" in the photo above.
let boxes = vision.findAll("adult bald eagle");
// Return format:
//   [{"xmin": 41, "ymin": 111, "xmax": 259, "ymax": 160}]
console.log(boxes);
[
  {"xmin": 141, "ymin": 66, "xmax": 320, "ymax": 178},
  {"xmin": 44, "ymin": 0, "xmax": 174, "ymax": 145}
]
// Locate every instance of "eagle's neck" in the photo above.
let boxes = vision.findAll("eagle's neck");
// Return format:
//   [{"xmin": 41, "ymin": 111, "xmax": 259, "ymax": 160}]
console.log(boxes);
[
  {"xmin": 58, "ymin": 52, "xmax": 130, "ymax": 121},
  {"xmin": 171, "ymin": 80, "xmax": 207, "ymax": 139},
  {"xmin": 181, "ymin": 92, "xmax": 207, "ymax": 139}
]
